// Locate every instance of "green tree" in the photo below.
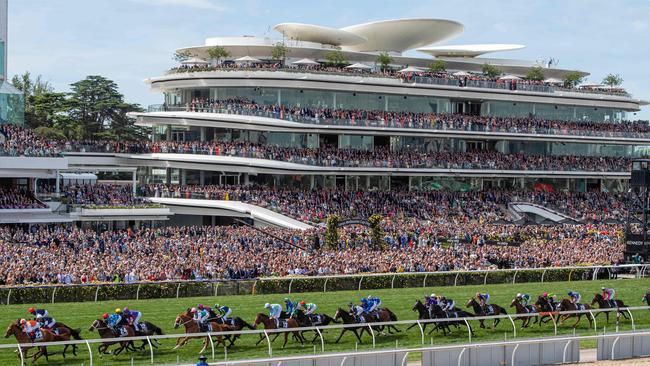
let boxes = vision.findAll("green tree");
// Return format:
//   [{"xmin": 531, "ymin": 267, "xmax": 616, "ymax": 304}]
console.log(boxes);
[
  {"xmin": 481, "ymin": 63, "xmax": 502, "ymax": 78},
  {"xmin": 525, "ymin": 66, "xmax": 545, "ymax": 81},
  {"xmin": 368, "ymin": 214, "xmax": 386, "ymax": 250},
  {"xmin": 376, "ymin": 52, "xmax": 393, "ymax": 72},
  {"xmin": 172, "ymin": 50, "xmax": 193, "ymax": 62},
  {"xmin": 11, "ymin": 72, "xmax": 54, "ymax": 128},
  {"xmin": 427, "ymin": 59, "xmax": 446, "ymax": 73},
  {"xmin": 324, "ymin": 50, "xmax": 347, "ymax": 67},
  {"xmin": 67, "ymin": 76, "xmax": 128, "ymax": 138},
  {"xmin": 602, "ymin": 73, "xmax": 623, "ymax": 87},
  {"xmin": 206, "ymin": 46, "xmax": 230, "ymax": 66},
  {"xmin": 271, "ymin": 42, "xmax": 289, "ymax": 64},
  {"xmin": 563, "ymin": 71, "xmax": 585, "ymax": 88},
  {"xmin": 325, "ymin": 214, "xmax": 341, "ymax": 249}
]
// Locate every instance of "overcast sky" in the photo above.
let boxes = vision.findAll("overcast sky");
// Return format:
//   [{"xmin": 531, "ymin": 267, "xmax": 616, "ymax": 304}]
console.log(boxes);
[{"xmin": 7, "ymin": 0, "xmax": 650, "ymax": 119}]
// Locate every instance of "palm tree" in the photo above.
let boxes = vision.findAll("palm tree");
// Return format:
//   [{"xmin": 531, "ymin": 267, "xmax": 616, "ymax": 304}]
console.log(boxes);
[
  {"xmin": 376, "ymin": 52, "xmax": 393, "ymax": 72},
  {"xmin": 206, "ymin": 46, "xmax": 231, "ymax": 66}
]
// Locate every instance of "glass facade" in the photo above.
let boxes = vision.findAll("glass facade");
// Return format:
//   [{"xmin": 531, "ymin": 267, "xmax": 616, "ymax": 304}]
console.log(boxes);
[
  {"xmin": 0, "ymin": 81, "xmax": 25, "ymax": 125},
  {"xmin": 483, "ymin": 100, "xmax": 626, "ymax": 122}
]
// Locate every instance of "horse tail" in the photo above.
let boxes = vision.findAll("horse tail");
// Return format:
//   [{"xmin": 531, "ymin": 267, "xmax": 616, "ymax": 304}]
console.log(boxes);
[
  {"xmin": 385, "ymin": 308, "xmax": 398, "ymax": 321},
  {"xmin": 241, "ymin": 320, "xmax": 255, "ymax": 330},
  {"xmin": 151, "ymin": 323, "xmax": 164, "ymax": 335},
  {"xmin": 497, "ymin": 306, "xmax": 507, "ymax": 315},
  {"xmin": 69, "ymin": 327, "xmax": 83, "ymax": 340}
]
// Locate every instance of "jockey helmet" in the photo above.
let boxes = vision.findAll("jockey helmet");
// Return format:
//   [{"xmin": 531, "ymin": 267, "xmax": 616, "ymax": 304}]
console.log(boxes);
[
  {"xmin": 516, "ymin": 293, "xmax": 522, "ymax": 298},
  {"xmin": 299, "ymin": 301, "xmax": 306, "ymax": 306},
  {"xmin": 123, "ymin": 307, "xmax": 130, "ymax": 314},
  {"xmin": 102, "ymin": 313, "xmax": 109, "ymax": 319},
  {"xmin": 542, "ymin": 292, "xmax": 548, "ymax": 297},
  {"xmin": 360, "ymin": 297, "xmax": 367, "ymax": 303},
  {"xmin": 115, "ymin": 308, "xmax": 122, "ymax": 314},
  {"xmin": 568, "ymin": 291, "xmax": 573, "ymax": 295},
  {"xmin": 475, "ymin": 292, "xmax": 480, "ymax": 297},
  {"xmin": 431, "ymin": 293, "xmax": 436, "ymax": 298},
  {"xmin": 190, "ymin": 307, "xmax": 197, "ymax": 313},
  {"xmin": 601, "ymin": 287, "xmax": 606, "ymax": 291},
  {"xmin": 198, "ymin": 304, "xmax": 204, "ymax": 310},
  {"xmin": 284, "ymin": 298, "xmax": 290, "ymax": 302},
  {"xmin": 20, "ymin": 319, "xmax": 26, "ymax": 325},
  {"xmin": 264, "ymin": 303, "xmax": 271, "ymax": 308},
  {"xmin": 28, "ymin": 307, "xmax": 35, "ymax": 314},
  {"xmin": 214, "ymin": 304, "xmax": 220, "ymax": 309}
]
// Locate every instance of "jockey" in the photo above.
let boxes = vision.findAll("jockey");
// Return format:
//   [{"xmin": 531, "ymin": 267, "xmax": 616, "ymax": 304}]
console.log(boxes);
[
  {"xmin": 284, "ymin": 298, "xmax": 297, "ymax": 316},
  {"xmin": 298, "ymin": 301, "xmax": 318, "ymax": 315},
  {"xmin": 440, "ymin": 296, "xmax": 455, "ymax": 312},
  {"xmin": 265, "ymin": 303, "xmax": 283, "ymax": 326},
  {"xmin": 360, "ymin": 297, "xmax": 373, "ymax": 313},
  {"xmin": 568, "ymin": 291, "xmax": 581, "ymax": 304},
  {"xmin": 20, "ymin": 319, "xmax": 41, "ymax": 339},
  {"xmin": 476, "ymin": 292, "xmax": 490, "ymax": 307},
  {"xmin": 122, "ymin": 307, "xmax": 142, "ymax": 332},
  {"xmin": 214, "ymin": 304, "xmax": 232, "ymax": 321},
  {"xmin": 425, "ymin": 293, "xmax": 438, "ymax": 308},
  {"xmin": 516, "ymin": 293, "xmax": 531, "ymax": 307},
  {"xmin": 106, "ymin": 313, "xmax": 122, "ymax": 333},
  {"xmin": 28, "ymin": 307, "xmax": 49, "ymax": 319},
  {"xmin": 191, "ymin": 307, "xmax": 210, "ymax": 329},
  {"xmin": 348, "ymin": 302, "xmax": 365, "ymax": 318},
  {"xmin": 367, "ymin": 295, "xmax": 382, "ymax": 309},
  {"xmin": 197, "ymin": 304, "xmax": 212, "ymax": 315},
  {"xmin": 601, "ymin": 287, "xmax": 616, "ymax": 307},
  {"xmin": 35, "ymin": 313, "xmax": 57, "ymax": 330}
]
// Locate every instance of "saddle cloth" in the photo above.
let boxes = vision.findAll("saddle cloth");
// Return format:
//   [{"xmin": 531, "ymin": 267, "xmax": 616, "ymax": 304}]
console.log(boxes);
[
  {"xmin": 277, "ymin": 319, "xmax": 289, "ymax": 328},
  {"xmin": 354, "ymin": 315, "xmax": 366, "ymax": 323},
  {"xmin": 309, "ymin": 314, "xmax": 322, "ymax": 325},
  {"xmin": 525, "ymin": 305, "xmax": 537, "ymax": 313},
  {"xmin": 30, "ymin": 330, "xmax": 43, "ymax": 342}
]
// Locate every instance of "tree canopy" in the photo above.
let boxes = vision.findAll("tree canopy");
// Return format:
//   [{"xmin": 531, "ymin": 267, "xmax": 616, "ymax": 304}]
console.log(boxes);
[
  {"xmin": 427, "ymin": 60, "xmax": 446, "ymax": 73},
  {"xmin": 563, "ymin": 71, "xmax": 585, "ymax": 88},
  {"xmin": 324, "ymin": 50, "xmax": 347, "ymax": 67},
  {"xmin": 206, "ymin": 46, "xmax": 231, "ymax": 65},
  {"xmin": 376, "ymin": 52, "xmax": 393, "ymax": 72},
  {"xmin": 602, "ymin": 73, "xmax": 623, "ymax": 87},
  {"xmin": 271, "ymin": 43, "xmax": 289, "ymax": 63},
  {"xmin": 481, "ymin": 63, "xmax": 502, "ymax": 78},
  {"xmin": 525, "ymin": 66, "xmax": 545, "ymax": 81}
]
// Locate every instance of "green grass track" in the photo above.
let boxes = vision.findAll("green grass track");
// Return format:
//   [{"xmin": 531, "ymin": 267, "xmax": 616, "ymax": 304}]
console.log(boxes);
[{"xmin": 1, "ymin": 278, "xmax": 649, "ymax": 365}]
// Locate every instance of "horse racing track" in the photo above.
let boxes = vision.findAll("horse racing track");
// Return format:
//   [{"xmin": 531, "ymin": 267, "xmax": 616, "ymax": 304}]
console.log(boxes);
[{"xmin": 1, "ymin": 278, "xmax": 649, "ymax": 366}]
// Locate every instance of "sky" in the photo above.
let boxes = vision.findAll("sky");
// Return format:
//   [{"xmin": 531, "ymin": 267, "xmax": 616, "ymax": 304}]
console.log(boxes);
[{"xmin": 6, "ymin": 0, "xmax": 650, "ymax": 119}]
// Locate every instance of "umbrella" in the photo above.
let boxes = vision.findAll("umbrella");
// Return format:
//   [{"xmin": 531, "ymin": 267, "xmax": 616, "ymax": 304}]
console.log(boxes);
[
  {"xmin": 499, "ymin": 74, "xmax": 522, "ymax": 81},
  {"xmin": 398, "ymin": 66, "xmax": 425, "ymax": 73},
  {"xmin": 345, "ymin": 63, "xmax": 372, "ymax": 70},
  {"xmin": 181, "ymin": 57, "xmax": 208, "ymax": 65},
  {"xmin": 543, "ymin": 77, "xmax": 563, "ymax": 84},
  {"xmin": 291, "ymin": 58, "xmax": 319, "ymax": 66},
  {"xmin": 452, "ymin": 71, "xmax": 471, "ymax": 77},
  {"xmin": 234, "ymin": 56, "xmax": 262, "ymax": 63}
]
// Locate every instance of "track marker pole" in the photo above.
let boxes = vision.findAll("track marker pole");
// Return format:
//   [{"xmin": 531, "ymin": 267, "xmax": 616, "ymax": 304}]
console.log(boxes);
[
  {"xmin": 416, "ymin": 320, "xmax": 424, "ymax": 344},
  {"xmin": 367, "ymin": 324, "xmax": 375, "ymax": 348},
  {"xmin": 457, "ymin": 347, "xmax": 467, "ymax": 366},
  {"xmin": 562, "ymin": 339, "xmax": 572, "ymax": 363},
  {"xmin": 146, "ymin": 336, "xmax": 154, "ymax": 364},
  {"xmin": 506, "ymin": 314, "xmax": 517, "ymax": 338},
  {"xmin": 85, "ymin": 340, "xmax": 93, "ymax": 366},
  {"xmin": 511, "ymin": 343, "xmax": 520, "ymax": 366}
]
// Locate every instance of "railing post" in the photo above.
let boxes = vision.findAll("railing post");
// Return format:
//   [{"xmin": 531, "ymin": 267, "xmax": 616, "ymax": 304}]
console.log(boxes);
[
  {"xmin": 214, "ymin": 282, "xmax": 219, "ymax": 296},
  {"xmin": 464, "ymin": 319, "xmax": 472, "ymax": 343},
  {"xmin": 146, "ymin": 336, "xmax": 154, "ymax": 364},
  {"xmin": 339, "ymin": 356, "xmax": 348, "ymax": 366},
  {"xmin": 288, "ymin": 279, "xmax": 294, "ymax": 294},
  {"xmin": 483, "ymin": 272, "xmax": 488, "ymax": 285},
  {"xmin": 323, "ymin": 278, "xmax": 328, "ymax": 292},
  {"xmin": 568, "ymin": 269, "xmax": 574, "ymax": 282},
  {"xmin": 85, "ymin": 339, "xmax": 93, "ymax": 366},
  {"xmin": 588, "ymin": 310, "xmax": 597, "ymax": 332},
  {"xmin": 562, "ymin": 340, "xmax": 572, "ymax": 364},
  {"xmin": 457, "ymin": 347, "xmax": 467, "ymax": 366},
  {"xmin": 626, "ymin": 309, "xmax": 635, "ymax": 331},
  {"xmin": 176, "ymin": 283, "xmax": 182, "ymax": 298},
  {"xmin": 454, "ymin": 272, "xmax": 460, "ymax": 286},
  {"xmin": 592, "ymin": 267, "xmax": 600, "ymax": 281},
  {"xmin": 94, "ymin": 286, "xmax": 100, "ymax": 302},
  {"xmin": 512, "ymin": 270, "xmax": 518, "ymax": 285},
  {"xmin": 401, "ymin": 352, "xmax": 410, "ymax": 366},
  {"xmin": 51, "ymin": 287, "xmax": 57, "ymax": 304},
  {"xmin": 511, "ymin": 343, "xmax": 520, "ymax": 366},
  {"xmin": 136, "ymin": 284, "xmax": 142, "ymax": 300},
  {"xmin": 16, "ymin": 343, "xmax": 24, "ymax": 366},
  {"xmin": 611, "ymin": 336, "xmax": 620, "ymax": 360},
  {"xmin": 416, "ymin": 320, "xmax": 425, "ymax": 344},
  {"xmin": 550, "ymin": 312, "xmax": 558, "ymax": 335},
  {"xmin": 506, "ymin": 314, "xmax": 517, "ymax": 338},
  {"xmin": 367, "ymin": 324, "xmax": 376, "ymax": 348},
  {"xmin": 315, "ymin": 327, "xmax": 325, "ymax": 352},
  {"xmin": 541, "ymin": 269, "xmax": 547, "ymax": 283},
  {"xmin": 263, "ymin": 329, "xmax": 272, "ymax": 356},
  {"xmin": 358, "ymin": 276, "xmax": 364, "ymax": 291},
  {"xmin": 6, "ymin": 288, "xmax": 11, "ymax": 305},
  {"xmin": 391, "ymin": 275, "xmax": 397, "ymax": 289},
  {"xmin": 422, "ymin": 273, "xmax": 428, "ymax": 288},
  {"xmin": 207, "ymin": 332, "xmax": 215, "ymax": 359}
]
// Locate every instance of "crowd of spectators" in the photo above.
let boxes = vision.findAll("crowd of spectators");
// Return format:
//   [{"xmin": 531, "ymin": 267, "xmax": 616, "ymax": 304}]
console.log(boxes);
[
  {"xmin": 58, "ymin": 183, "xmax": 145, "ymax": 206},
  {"xmin": 0, "ymin": 125, "xmax": 62, "ymax": 157},
  {"xmin": 0, "ymin": 222, "xmax": 623, "ymax": 285},
  {"xmin": 0, "ymin": 187, "xmax": 47, "ymax": 210},
  {"xmin": 178, "ymin": 97, "xmax": 649, "ymax": 137}
]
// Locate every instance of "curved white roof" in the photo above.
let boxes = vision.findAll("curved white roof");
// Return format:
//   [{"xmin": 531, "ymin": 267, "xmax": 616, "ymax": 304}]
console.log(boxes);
[
  {"xmin": 341, "ymin": 18, "xmax": 464, "ymax": 53},
  {"xmin": 417, "ymin": 43, "xmax": 526, "ymax": 57},
  {"xmin": 274, "ymin": 23, "xmax": 367, "ymax": 46}
]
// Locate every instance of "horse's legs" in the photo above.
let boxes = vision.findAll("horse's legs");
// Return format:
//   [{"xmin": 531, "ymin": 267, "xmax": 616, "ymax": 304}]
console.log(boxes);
[
  {"xmin": 353, "ymin": 329, "xmax": 363, "ymax": 343},
  {"xmin": 62, "ymin": 344, "xmax": 68, "ymax": 358},
  {"xmin": 282, "ymin": 333, "xmax": 289, "ymax": 348},
  {"xmin": 572, "ymin": 315, "xmax": 581, "ymax": 328},
  {"xmin": 271, "ymin": 333, "xmax": 281, "ymax": 342},
  {"xmin": 334, "ymin": 329, "xmax": 346, "ymax": 343}
]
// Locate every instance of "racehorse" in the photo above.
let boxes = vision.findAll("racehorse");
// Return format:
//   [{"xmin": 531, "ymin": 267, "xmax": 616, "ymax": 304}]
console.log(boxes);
[
  {"xmin": 408, "ymin": 300, "xmax": 433, "ymax": 333},
  {"xmin": 50, "ymin": 321, "xmax": 82, "ymax": 340},
  {"xmin": 643, "ymin": 292, "xmax": 650, "ymax": 306},
  {"xmin": 590, "ymin": 294, "xmax": 629, "ymax": 323},
  {"xmin": 367, "ymin": 307, "xmax": 400, "ymax": 334},
  {"xmin": 5, "ymin": 321, "xmax": 78, "ymax": 362},
  {"xmin": 466, "ymin": 298, "xmax": 507, "ymax": 328},
  {"xmin": 534, "ymin": 296, "xmax": 558, "ymax": 326},
  {"xmin": 428, "ymin": 304, "xmax": 474, "ymax": 336},
  {"xmin": 89, "ymin": 319, "xmax": 137, "ymax": 355},
  {"xmin": 212, "ymin": 314, "xmax": 255, "ymax": 346},
  {"xmin": 509, "ymin": 298, "xmax": 538, "ymax": 328},
  {"xmin": 333, "ymin": 308, "xmax": 371, "ymax": 343},
  {"xmin": 293, "ymin": 309, "xmax": 338, "ymax": 342},
  {"xmin": 557, "ymin": 298, "xmax": 593, "ymax": 328},
  {"xmin": 173, "ymin": 310, "xmax": 233, "ymax": 353},
  {"xmin": 118, "ymin": 318, "xmax": 164, "ymax": 350},
  {"xmin": 252, "ymin": 313, "xmax": 304, "ymax": 348}
]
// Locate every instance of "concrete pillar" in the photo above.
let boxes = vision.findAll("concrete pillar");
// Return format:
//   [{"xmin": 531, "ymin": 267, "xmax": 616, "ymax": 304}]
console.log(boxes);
[
  {"xmin": 180, "ymin": 169, "xmax": 187, "ymax": 186},
  {"xmin": 55, "ymin": 170, "xmax": 60, "ymax": 194},
  {"xmin": 166, "ymin": 125, "xmax": 172, "ymax": 141},
  {"xmin": 132, "ymin": 170, "xmax": 137, "ymax": 195},
  {"xmin": 165, "ymin": 168, "xmax": 171, "ymax": 185},
  {"xmin": 199, "ymin": 170, "xmax": 205, "ymax": 186},
  {"xmin": 200, "ymin": 127, "xmax": 206, "ymax": 142}
]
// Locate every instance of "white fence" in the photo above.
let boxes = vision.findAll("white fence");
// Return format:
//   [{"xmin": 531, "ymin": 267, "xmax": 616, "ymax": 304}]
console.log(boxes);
[
  {"xmin": 2, "ymin": 306, "xmax": 649, "ymax": 366},
  {"xmin": 1, "ymin": 263, "xmax": 647, "ymax": 305}
]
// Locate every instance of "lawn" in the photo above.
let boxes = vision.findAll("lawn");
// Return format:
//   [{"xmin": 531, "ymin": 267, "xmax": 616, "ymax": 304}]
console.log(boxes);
[{"xmin": 1, "ymin": 278, "xmax": 649, "ymax": 366}]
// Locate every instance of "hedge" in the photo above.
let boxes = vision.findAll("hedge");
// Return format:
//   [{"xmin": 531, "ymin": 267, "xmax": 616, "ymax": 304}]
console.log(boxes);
[{"xmin": 0, "ymin": 267, "xmax": 604, "ymax": 305}]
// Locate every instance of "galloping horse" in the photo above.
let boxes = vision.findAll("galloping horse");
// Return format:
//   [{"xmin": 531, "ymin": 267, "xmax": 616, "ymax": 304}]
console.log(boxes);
[
  {"xmin": 253, "ymin": 313, "xmax": 304, "ymax": 348},
  {"xmin": 534, "ymin": 296, "xmax": 557, "ymax": 326},
  {"xmin": 6, "ymin": 321, "xmax": 78, "ymax": 362},
  {"xmin": 509, "ymin": 298, "xmax": 539, "ymax": 328},
  {"xmin": 408, "ymin": 300, "xmax": 433, "ymax": 333},
  {"xmin": 557, "ymin": 298, "xmax": 593, "ymax": 328},
  {"xmin": 173, "ymin": 310, "xmax": 233, "ymax": 353},
  {"xmin": 466, "ymin": 298, "xmax": 507, "ymax": 328},
  {"xmin": 367, "ymin": 308, "xmax": 400, "ymax": 334},
  {"xmin": 89, "ymin": 319, "xmax": 136, "ymax": 355},
  {"xmin": 212, "ymin": 315, "xmax": 255, "ymax": 346},
  {"xmin": 590, "ymin": 294, "xmax": 629, "ymax": 323},
  {"xmin": 293, "ymin": 309, "xmax": 339, "ymax": 342},
  {"xmin": 333, "ymin": 308, "xmax": 371, "ymax": 343},
  {"xmin": 428, "ymin": 304, "xmax": 474, "ymax": 336},
  {"xmin": 643, "ymin": 292, "xmax": 650, "ymax": 307}
]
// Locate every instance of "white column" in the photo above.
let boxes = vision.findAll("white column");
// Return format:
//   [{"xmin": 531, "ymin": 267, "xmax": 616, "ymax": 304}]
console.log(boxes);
[
  {"xmin": 132, "ymin": 171, "xmax": 137, "ymax": 195},
  {"xmin": 199, "ymin": 170, "xmax": 205, "ymax": 186},
  {"xmin": 180, "ymin": 169, "xmax": 187, "ymax": 186},
  {"xmin": 200, "ymin": 127, "xmax": 206, "ymax": 142},
  {"xmin": 55, "ymin": 170, "xmax": 60, "ymax": 194}
]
